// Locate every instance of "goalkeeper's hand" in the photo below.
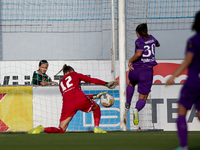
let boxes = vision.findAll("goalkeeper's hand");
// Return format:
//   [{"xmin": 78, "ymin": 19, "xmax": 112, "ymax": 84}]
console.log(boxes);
[
  {"xmin": 105, "ymin": 81, "xmax": 117, "ymax": 89},
  {"xmin": 93, "ymin": 92, "xmax": 107, "ymax": 100}
]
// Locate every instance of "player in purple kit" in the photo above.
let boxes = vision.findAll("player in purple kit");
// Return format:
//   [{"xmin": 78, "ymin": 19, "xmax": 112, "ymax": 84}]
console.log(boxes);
[
  {"xmin": 166, "ymin": 11, "xmax": 200, "ymax": 150},
  {"xmin": 125, "ymin": 23, "xmax": 160, "ymax": 125}
]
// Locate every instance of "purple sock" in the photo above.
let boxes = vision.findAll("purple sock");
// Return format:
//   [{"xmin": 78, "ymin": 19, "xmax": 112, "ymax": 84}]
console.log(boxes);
[
  {"xmin": 177, "ymin": 115, "xmax": 187, "ymax": 147},
  {"xmin": 135, "ymin": 99, "xmax": 146, "ymax": 112},
  {"xmin": 126, "ymin": 84, "xmax": 135, "ymax": 106}
]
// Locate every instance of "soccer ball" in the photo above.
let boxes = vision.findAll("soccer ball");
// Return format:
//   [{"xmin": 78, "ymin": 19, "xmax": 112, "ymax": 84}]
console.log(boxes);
[{"xmin": 100, "ymin": 93, "xmax": 115, "ymax": 108}]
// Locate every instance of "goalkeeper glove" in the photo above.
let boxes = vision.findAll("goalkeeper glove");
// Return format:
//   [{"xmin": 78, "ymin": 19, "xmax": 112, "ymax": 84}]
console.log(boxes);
[
  {"xmin": 105, "ymin": 81, "xmax": 117, "ymax": 89},
  {"xmin": 93, "ymin": 92, "xmax": 107, "ymax": 100}
]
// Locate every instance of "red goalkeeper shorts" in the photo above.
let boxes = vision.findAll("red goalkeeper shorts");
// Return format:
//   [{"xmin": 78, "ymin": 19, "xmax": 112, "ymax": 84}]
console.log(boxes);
[{"xmin": 60, "ymin": 95, "xmax": 96, "ymax": 122}]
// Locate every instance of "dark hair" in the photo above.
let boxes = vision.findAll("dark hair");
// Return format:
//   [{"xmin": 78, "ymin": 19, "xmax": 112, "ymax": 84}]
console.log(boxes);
[
  {"xmin": 63, "ymin": 64, "xmax": 74, "ymax": 74},
  {"xmin": 136, "ymin": 23, "xmax": 149, "ymax": 39},
  {"xmin": 192, "ymin": 11, "xmax": 200, "ymax": 33},
  {"xmin": 54, "ymin": 64, "xmax": 74, "ymax": 77},
  {"xmin": 39, "ymin": 60, "xmax": 48, "ymax": 66}
]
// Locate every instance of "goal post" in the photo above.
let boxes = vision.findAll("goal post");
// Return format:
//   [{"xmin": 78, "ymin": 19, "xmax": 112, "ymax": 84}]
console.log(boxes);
[
  {"xmin": 111, "ymin": 0, "xmax": 116, "ymax": 81},
  {"xmin": 118, "ymin": 0, "xmax": 127, "ymax": 131}
]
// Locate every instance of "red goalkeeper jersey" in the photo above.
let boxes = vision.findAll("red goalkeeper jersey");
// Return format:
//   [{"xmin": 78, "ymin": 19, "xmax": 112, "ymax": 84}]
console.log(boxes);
[{"xmin": 59, "ymin": 72, "xmax": 106, "ymax": 99}]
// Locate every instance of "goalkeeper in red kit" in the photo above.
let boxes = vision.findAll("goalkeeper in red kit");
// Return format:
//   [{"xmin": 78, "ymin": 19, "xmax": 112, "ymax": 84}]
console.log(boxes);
[{"xmin": 28, "ymin": 64, "xmax": 117, "ymax": 134}]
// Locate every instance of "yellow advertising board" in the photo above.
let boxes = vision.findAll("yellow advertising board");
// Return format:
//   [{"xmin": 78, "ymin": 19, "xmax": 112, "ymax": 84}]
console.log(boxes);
[{"xmin": 0, "ymin": 86, "xmax": 33, "ymax": 131}]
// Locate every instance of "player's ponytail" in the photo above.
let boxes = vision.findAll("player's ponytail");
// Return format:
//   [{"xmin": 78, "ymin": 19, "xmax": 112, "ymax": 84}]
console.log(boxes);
[
  {"xmin": 54, "ymin": 64, "xmax": 67, "ymax": 77},
  {"xmin": 54, "ymin": 64, "xmax": 74, "ymax": 77},
  {"xmin": 136, "ymin": 23, "xmax": 149, "ymax": 40}
]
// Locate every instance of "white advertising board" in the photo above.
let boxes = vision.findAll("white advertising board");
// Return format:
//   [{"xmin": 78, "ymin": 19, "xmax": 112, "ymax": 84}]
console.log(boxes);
[{"xmin": 32, "ymin": 85, "xmax": 200, "ymax": 131}]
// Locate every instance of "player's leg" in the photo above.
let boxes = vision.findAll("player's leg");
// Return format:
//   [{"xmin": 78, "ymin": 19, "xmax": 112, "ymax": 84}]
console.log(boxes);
[
  {"xmin": 43, "ymin": 99, "xmax": 76, "ymax": 134},
  {"xmin": 174, "ymin": 103, "xmax": 189, "ymax": 150},
  {"xmin": 92, "ymin": 103, "xmax": 107, "ymax": 133},
  {"xmin": 125, "ymin": 82, "xmax": 136, "ymax": 110},
  {"xmin": 79, "ymin": 98, "xmax": 106, "ymax": 133},
  {"xmin": 135, "ymin": 67, "xmax": 153, "ymax": 111},
  {"xmin": 133, "ymin": 67, "xmax": 153, "ymax": 125},
  {"xmin": 136, "ymin": 93, "xmax": 148, "ymax": 111},
  {"xmin": 43, "ymin": 126, "xmax": 64, "ymax": 133},
  {"xmin": 59, "ymin": 116, "xmax": 73, "ymax": 132},
  {"xmin": 175, "ymin": 99, "xmax": 200, "ymax": 149},
  {"xmin": 29, "ymin": 116, "xmax": 73, "ymax": 134},
  {"xmin": 92, "ymin": 103, "xmax": 100, "ymax": 128},
  {"xmin": 125, "ymin": 69, "xmax": 138, "ymax": 111},
  {"xmin": 174, "ymin": 84, "xmax": 200, "ymax": 150},
  {"xmin": 43, "ymin": 117, "xmax": 73, "ymax": 133},
  {"xmin": 136, "ymin": 67, "xmax": 153, "ymax": 112},
  {"xmin": 132, "ymin": 93, "xmax": 148, "ymax": 125}
]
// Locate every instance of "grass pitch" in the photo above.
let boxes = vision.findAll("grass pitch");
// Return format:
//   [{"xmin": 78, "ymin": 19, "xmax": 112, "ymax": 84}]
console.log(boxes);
[{"xmin": 0, "ymin": 131, "xmax": 200, "ymax": 150}]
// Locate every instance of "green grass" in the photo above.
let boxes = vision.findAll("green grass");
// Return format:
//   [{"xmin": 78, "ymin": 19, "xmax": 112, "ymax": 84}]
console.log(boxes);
[{"xmin": 0, "ymin": 131, "xmax": 200, "ymax": 150}]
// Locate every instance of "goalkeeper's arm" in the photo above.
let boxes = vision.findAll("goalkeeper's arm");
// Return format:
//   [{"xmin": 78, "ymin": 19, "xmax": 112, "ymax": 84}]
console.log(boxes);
[
  {"xmin": 86, "ymin": 92, "xmax": 107, "ymax": 100},
  {"xmin": 78, "ymin": 73, "xmax": 117, "ymax": 89},
  {"xmin": 105, "ymin": 81, "xmax": 117, "ymax": 89}
]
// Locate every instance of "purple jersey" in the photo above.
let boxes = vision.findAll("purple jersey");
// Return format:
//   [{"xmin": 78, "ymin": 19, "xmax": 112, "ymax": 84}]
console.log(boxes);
[
  {"xmin": 184, "ymin": 33, "xmax": 200, "ymax": 86},
  {"xmin": 132, "ymin": 35, "xmax": 159, "ymax": 67},
  {"xmin": 178, "ymin": 33, "xmax": 200, "ymax": 110}
]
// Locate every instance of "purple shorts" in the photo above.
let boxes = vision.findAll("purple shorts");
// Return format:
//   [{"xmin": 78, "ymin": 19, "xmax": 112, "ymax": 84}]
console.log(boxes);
[
  {"xmin": 179, "ymin": 83, "xmax": 200, "ymax": 110},
  {"xmin": 128, "ymin": 66, "xmax": 153, "ymax": 95}
]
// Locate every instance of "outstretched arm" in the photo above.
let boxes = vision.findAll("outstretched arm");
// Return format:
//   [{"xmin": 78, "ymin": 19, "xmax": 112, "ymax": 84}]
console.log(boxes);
[
  {"xmin": 165, "ymin": 52, "xmax": 194, "ymax": 85},
  {"xmin": 86, "ymin": 92, "xmax": 107, "ymax": 100},
  {"xmin": 79, "ymin": 73, "xmax": 106, "ymax": 85},
  {"xmin": 78, "ymin": 73, "xmax": 117, "ymax": 89}
]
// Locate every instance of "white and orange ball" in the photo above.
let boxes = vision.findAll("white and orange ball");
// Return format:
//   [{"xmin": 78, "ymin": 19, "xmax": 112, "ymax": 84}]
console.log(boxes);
[{"xmin": 100, "ymin": 93, "xmax": 115, "ymax": 108}]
